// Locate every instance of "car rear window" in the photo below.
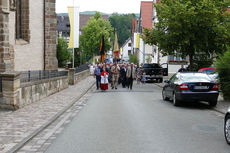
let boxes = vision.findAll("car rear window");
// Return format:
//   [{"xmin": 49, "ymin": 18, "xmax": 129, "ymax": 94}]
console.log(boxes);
[
  {"xmin": 180, "ymin": 73, "xmax": 211, "ymax": 82},
  {"xmin": 143, "ymin": 64, "xmax": 161, "ymax": 68}
]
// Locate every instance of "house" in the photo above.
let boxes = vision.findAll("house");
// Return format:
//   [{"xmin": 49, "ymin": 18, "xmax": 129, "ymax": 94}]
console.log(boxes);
[
  {"xmin": 0, "ymin": 0, "xmax": 58, "ymax": 72},
  {"xmin": 57, "ymin": 14, "xmax": 109, "ymax": 43},
  {"xmin": 121, "ymin": 38, "xmax": 132, "ymax": 62},
  {"xmin": 137, "ymin": 1, "xmax": 154, "ymax": 64}
]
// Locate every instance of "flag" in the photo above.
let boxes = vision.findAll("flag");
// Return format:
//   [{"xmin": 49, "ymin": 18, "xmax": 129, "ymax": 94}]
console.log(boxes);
[
  {"xmin": 68, "ymin": 6, "xmax": 80, "ymax": 49},
  {"xmin": 100, "ymin": 34, "xmax": 106, "ymax": 63},
  {"xmin": 113, "ymin": 31, "xmax": 119, "ymax": 59}
]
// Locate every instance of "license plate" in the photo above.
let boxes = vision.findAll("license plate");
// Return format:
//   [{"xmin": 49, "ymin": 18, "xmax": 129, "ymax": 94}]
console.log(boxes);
[{"xmin": 194, "ymin": 86, "xmax": 209, "ymax": 89}]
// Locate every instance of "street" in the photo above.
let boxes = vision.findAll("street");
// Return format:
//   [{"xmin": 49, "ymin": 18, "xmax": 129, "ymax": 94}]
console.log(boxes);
[{"xmin": 44, "ymin": 83, "xmax": 230, "ymax": 153}]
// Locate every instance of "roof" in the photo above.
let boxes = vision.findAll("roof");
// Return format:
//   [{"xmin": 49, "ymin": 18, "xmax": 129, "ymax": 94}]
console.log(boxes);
[
  {"xmin": 140, "ymin": 1, "xmax": 153, "ymax": 30},
  {"xmin": 121, "ymin": 37, "xmax": 131, "ymax": 48},
  {"xmin": 57, "ymin": 14, "xmax": 109, "ymax": 32}
]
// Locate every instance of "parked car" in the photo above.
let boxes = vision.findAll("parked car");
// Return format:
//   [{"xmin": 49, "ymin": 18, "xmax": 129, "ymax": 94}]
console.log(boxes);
[
  {"xmin": 198, "ymin": 67, "xmax": 216, "ymax": 74},
  {"xmin": 141, "ymin": 63, "xmax": 168, "ymax": 83},
  {"xmin": 225, "ymin": 107, "xmax": 230, "ymax": 145},
  {"xmin": 162, "ymin": 72, "xmax": 219, "ymax": 107},
  {"xmin": 198, "ymin": 67, "xmax": 218, "ymax": 82}
]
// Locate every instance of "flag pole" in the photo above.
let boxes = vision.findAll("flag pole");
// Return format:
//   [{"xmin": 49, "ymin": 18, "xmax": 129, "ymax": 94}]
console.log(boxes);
[{"xmin": 72, "ymin": 0, "xmax": 75, "ymax": 68}]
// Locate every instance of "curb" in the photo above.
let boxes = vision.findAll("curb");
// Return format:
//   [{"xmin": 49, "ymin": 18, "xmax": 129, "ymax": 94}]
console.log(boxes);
[
  {"xmin": 8, "ymin": 82, "xmax": 95, "ymax": 153},
  {"xmin": 153, "ymin": 83, "xmax": 227, "ymax": 115},
  {"xmin": 213, "ymin": 108, "xmax": 225, "ymax": 115}
]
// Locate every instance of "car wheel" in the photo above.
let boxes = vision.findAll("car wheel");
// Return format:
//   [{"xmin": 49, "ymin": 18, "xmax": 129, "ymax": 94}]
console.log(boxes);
[
  {"xmin": 209, "ymin": 100, "xmax": 217, "ymax": 107},
  {"xmin": 225, "ymin": 114, "xmax": 230, "ymax": 145},
  {"xmin": 162, "ymin": 89, "xmax": 169, "ymax": 101},
  {"xmin": 173, "ymin": 92, "xmax": 180, "ymax": 106}
]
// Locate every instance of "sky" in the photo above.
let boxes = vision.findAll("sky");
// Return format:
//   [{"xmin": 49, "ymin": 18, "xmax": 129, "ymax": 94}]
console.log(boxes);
[{"xmin": 56, "ymin": 0, "xmax": 153, "ymax": 14}]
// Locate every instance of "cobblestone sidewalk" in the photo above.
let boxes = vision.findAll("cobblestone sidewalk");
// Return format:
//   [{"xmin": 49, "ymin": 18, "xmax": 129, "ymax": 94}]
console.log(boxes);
[{"xmin": 0, "ymin": 76, "xmax": 95, "ymax": 153}]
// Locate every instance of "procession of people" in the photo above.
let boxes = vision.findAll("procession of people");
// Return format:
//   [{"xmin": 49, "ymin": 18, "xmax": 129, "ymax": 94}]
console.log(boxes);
[{"xmin": 94, "ymin": 62, "xmax": 146, "ymax": 91}]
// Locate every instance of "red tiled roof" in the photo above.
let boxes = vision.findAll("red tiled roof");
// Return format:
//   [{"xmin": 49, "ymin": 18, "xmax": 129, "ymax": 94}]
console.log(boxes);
[{"xmin": 141, "ymin": 1, "xmax": 153, "ymax": 29}]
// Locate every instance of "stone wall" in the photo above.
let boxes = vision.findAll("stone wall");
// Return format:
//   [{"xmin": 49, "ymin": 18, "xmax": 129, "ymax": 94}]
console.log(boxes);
[
  {"xmin": 44, "ymin": 0, "xmax": 58, "ymax": 70},
  {"xmin": 12, "ymin": 0, "xmax": 45, "ymax": 71},
  {"xmin": 0, "ymin": 68, "xmax": 90, "ymax": 110},
  {"xmin": 19, "ymin": 76, "xmax": 68, "ymax": 107},
  {"xmin": 0, "ymin": 8, "xmax": 13, "ymax": 72},
  {"xmin": 74, "ymin": 70, "xmax": 90, "ymax": 84}
]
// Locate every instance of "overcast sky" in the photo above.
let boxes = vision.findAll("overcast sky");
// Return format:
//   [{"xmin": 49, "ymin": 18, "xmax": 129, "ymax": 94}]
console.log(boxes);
[{"xmin": 56, "ymin": 0, "xmax": 152, "ymax": 14}]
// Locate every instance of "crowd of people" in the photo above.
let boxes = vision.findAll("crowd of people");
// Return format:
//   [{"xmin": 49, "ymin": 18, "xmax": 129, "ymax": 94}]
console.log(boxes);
[{"xmin": 92, "ymin": 62, "xmax": 147, "ymax": 91}]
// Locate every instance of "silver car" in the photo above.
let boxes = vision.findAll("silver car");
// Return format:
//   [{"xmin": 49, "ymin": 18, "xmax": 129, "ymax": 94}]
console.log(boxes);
[{"xmin": 225, "ymin": 107, "xmax": 230, "ymax": 145}]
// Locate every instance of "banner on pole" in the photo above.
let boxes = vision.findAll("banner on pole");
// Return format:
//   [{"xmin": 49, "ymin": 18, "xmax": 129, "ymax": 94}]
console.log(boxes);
[
  {"xmin": 68, "ymin": 6, "xmax": 80, "ymax": 49},
  {"xmin": 133, "ymin": 32, "xmax": 140, "ymax": 49}
]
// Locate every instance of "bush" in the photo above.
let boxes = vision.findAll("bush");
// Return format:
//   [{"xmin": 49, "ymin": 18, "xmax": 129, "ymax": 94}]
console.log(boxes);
[
  {"xmin": 129, "ymin": 54, "xmax": 139, "ymax": 65},
  {"xmin": 57, "ymin": 37, "xmax": 71, "ymax": 67},
  {"xmin": 215, "ymin": 49, "xmax": 230, "ymax": 100}
]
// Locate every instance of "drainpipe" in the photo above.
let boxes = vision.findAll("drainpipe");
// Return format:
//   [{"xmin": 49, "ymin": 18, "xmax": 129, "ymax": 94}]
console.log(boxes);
[{"xmin": 43, "ymin": 0, "xmax": 46, "ymax": 70}]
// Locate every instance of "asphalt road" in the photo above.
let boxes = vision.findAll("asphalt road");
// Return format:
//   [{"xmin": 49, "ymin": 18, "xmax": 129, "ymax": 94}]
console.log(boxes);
[{"xmin": 46, "ymin": 83, "xmax": 230, "ymax": 153}]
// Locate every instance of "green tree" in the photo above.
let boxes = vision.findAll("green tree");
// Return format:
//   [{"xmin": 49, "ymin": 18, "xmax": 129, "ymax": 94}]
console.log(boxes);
[
  {"xmin": 129, "ymin": 54, "xmax": 139, "ymax": 65},
  {"xmin": 146, "ymin": 55, "xmax": 152, "ymax": 63},
  {"xmin": 215, "ymin": 48, "xmax": 230, "ymax": 100},
  {"xmin": 57, "ymin": 37, "xmax": 71, "ymax": 67},
  {"xmin": 109, "ymin": 13, "xmax": 135, "ymax": 47},
  {"xmin": 143, "ymin": 0, "xmax": 230, "ymax": 70},
  {"xmin": 80, "ymin": 12, "xmax": 112, "ymax": 61}
]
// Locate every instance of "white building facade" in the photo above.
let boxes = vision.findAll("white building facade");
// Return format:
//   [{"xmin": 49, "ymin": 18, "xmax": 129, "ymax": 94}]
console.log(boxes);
[{"xmin": 121, "ymin": 38, "xmax": 132, "ymax": 62}]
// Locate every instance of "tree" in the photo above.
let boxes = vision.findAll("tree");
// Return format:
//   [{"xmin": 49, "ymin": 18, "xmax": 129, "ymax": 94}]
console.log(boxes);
[
  {"xmin": 80, "ymin": 12, "xmax": 112, "ymax": 61},
  {"xmin": 215, "ymin": 48, "xmax": 230, "ymax": 100},
  {"xmin": 143, "ymin": 0, "xmax": 230, "ymax": 70},
  {"xmin": 129, "ymin": 54, "xmax": 139, "ymax": 65},
  {"xmin": 57, "ymin": 37, "xmax": 71, "ymax": 67},
  {"xmin": 146, "ymin": 55, "xmax": 152, "ymax": 63},
  {"xmin": 109, "ymin": 13, "xmax": 135, "ymax": 47}
]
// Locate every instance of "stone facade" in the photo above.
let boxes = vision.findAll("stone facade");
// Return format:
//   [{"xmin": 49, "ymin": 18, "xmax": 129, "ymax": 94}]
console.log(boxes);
[
  {"xmin": 19, "ymin": 76, "xmax": 68, "ymax": 108},
  {"xmin": 44, "ymin": 0, "xmax": 58, "ymax": 70},
  {"xmin": 0, "ymin": 8, "xmax": 13, "ymax": 72},
  {"xmin": 0, "ymin": 0, "xmax": 58, "ymax": 72}
]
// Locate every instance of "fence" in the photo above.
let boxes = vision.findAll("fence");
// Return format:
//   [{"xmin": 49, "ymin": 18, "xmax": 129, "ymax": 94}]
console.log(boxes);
[
  {"xmin": 20, "ymin": 70, "xmax": 69, "ymax": 83},
  {"xmin": 75, "ymin": 64, "xmax": 89, "ymax": 73}
]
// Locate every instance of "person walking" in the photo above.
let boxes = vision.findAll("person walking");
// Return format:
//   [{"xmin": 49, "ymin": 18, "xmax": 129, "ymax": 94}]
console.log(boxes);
[
  {"xmin": 120, "ymin": 64, "xmax": 127, "ymax": 88},
  {"xmin": 126, "ymin": 63, "xmax": 136, "ymax": 90},
  {"xmin": 100, "ymin": 68, "xmax": 109, "ymax": 91},
  {"xmin": 136, "ymin": 66, "xmax": 142, "ymax": 84},
  {"xmin": 141, "ymin": 70, "xmax": 147, "ymax": 84},
  {"xmin": 94, "ymin": 63, "xmax": 101, "ymax": 90},
  {"xmin": 111, "ymin": 62, "xmax": 120, "ymax": 89},
  {"xmin": 178, "ymin": 65, "xmax": 187, "ymax": 72}
]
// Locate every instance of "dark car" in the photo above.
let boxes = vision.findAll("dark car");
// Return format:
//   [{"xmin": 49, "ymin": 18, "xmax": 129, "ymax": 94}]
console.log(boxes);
[
  {"xmin": 225, "ymin": 107, "xmax": 230, "ymax": 145},
  {"xmin": 142, "ymin": 63, "xmax": 168, "ymax": 83},
  {"xmin": 162, "ymin": 72, "xmax": 219, "ymax": 107}
]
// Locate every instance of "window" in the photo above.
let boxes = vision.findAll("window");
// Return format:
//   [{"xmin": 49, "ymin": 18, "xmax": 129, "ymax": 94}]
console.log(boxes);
[
  {"xmin": 128, "ymin": 50, "xmax": 131, "ymax": 55},
  {"xmin": 169, "ymin": 52, "xmax": 186, "ymax": 62},
  {"xmin": 16, "ymin": 0, "xmax": 30, "ymax": 42},
  {"xmin": 128, "ymin": 43, "xmax": 131, "ymax": 47}
]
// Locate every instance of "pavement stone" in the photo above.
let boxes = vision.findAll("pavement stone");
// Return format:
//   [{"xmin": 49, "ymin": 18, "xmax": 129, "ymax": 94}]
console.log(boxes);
[
  {"xmin": 17, "ymin": 90, "xmax": 93, "ymax": 153},
  {"xmin": 0, "ymin": 76, "xmax": 95, "ymax": 153},
  {"xmin": 155, "ymin": 83, "xmax": 230, "ymax": 114}
]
